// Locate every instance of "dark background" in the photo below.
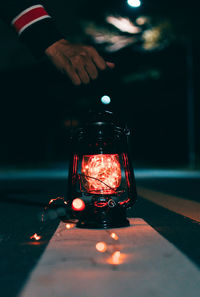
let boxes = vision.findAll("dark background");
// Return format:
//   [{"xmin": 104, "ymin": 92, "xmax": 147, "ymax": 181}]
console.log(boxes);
[
  {"xmin": 0, "ymin": 3, "xmax": 200, "ymax": 297},
  {"xmin": 0, "ymin": 0, "xmax": 199, "ymax": 168}
]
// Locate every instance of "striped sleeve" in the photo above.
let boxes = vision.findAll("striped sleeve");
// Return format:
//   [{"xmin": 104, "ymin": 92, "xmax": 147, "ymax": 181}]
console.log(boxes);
[
  {"xmin": 0, "ymin": 1, "xmax": 63, "ymax": 57},
  {"xmin": 11, "ymin": 4, "xmax": 51, "ymax": 35}
]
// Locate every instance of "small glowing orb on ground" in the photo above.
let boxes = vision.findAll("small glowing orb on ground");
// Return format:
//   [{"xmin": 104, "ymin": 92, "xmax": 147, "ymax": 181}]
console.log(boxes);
[
  {"xmin": 96, "ymin": 242, "xmax": 107, "ymax": 253},
  {"xmin": 72, "ymin": 198, "xmax": 85, "ymax": 211},
  {"xmin": 101, "ymin": 95, "xmax": 111, "ymax": 105},
  {"xmin": 66, "ymin": 223, "xmax": 75, "ymax": 229},
  {"xmin": 81, "ymin": 154, "xmax": 121, "ymax": 194},
  {"xmin": 127, "ymin": 0, "xmax": 141, "ymax": 8},
  {"xmin": 110, "ymin": 251, "xmax": 121, "ymax": 265},
  {"xmin": 107, "ymin": 251, "xmax": 126, "ymax": 265},
  {"xmin": 110, "ymin": 233, "xmax": 119, "ymax": 240},
  {"xmin": 30, "ymin": 233, "xmax": 41, "ymax": 241}
]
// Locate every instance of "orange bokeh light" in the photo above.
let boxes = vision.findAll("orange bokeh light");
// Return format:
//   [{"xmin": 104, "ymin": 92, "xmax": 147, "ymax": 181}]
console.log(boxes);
[
  {"xmin": 109, "ymin": 251, "xmax": 121, "ymax": 265},
  {"xmin": 72, "ymin": 198, "xmax": 85, "ymax": 211},
  {"xmin": 30, "ymin": 233, "xmax": 41, "ymax": 241},
  {"xmin": 48, "ymin": 197, "xmax": 66, "ymax": 205},
  {"xmin": 81, "ymin": 154, "xmax": 121, "ymax": 194},
  {"xmin": 96, "ymin": 242, "xmax": 107, "ymax": 253},
  {"xmin": 65, "ymin": 223, "xmax": 75, "ymax": 229},
  {"xmin": 110, "ymin": 232, "xmax": 119, "ymax": 240}
]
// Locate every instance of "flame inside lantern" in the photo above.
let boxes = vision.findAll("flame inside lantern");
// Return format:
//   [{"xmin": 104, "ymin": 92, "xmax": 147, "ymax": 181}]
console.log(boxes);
[{"xmin": 81, "ymin": 154, "xmax": 121, "ymax": 194}]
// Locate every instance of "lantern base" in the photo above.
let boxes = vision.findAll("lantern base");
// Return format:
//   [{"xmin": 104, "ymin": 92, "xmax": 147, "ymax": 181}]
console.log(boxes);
[{"xmin": 76, "ymin": 207, "xmax": 130, "ymax": 229}]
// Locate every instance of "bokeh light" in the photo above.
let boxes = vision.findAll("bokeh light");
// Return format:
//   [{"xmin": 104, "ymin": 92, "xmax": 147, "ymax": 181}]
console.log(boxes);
[
  {"xmin": 110, "ymin": 251, "xmax": 121, "ymax": 265},
  {"xmin": 136, "ymin": 16, "xmax": 149, "ymax": 25},
  {"xmin": 72, "ymin": 198, "xmax": 85, "ymax": 211},
  {"xmin": 66, "ymin": 223, "xmax": 75, "ymax": 229},
  {"xmin": 96, "ymin": 242, "xmax": 107, "ymax": 253},
  {"xmin": 101, "ymin": 95, "xmax": 111, "ymax": 105},
  {"xmin": 110, "ymin": 232, "xmax": 119, "ymax": 240},
  {"xmin": 127, "ymin": 0, "xmax": 141, "ymax": 8}
]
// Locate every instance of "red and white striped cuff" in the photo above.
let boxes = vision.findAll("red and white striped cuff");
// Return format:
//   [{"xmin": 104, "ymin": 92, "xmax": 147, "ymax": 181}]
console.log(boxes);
[{"xmin": 11, "ymin": 5, "xmax": 51, "ymax": 35}]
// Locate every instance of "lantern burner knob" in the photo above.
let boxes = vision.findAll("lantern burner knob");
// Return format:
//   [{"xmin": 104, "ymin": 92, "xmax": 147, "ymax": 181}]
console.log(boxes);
[
  {"xmin": 108, "ymin": 199, "xmax": 116, "ymax": 208},
  {"xmin": 76, "ymin": 205, "xmax": 130, "ymax": 229}
]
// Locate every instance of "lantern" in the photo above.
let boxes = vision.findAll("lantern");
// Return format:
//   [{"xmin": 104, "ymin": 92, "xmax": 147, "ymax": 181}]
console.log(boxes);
[{"xmin": 67, "ymin": 110, "xmax": 137, "ymax": 228}]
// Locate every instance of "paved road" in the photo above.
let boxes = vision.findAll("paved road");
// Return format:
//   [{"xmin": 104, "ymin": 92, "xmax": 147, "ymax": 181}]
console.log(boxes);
[{"xmin": 0, "ymin": 168, "xmax": 200, "ymax": 297}]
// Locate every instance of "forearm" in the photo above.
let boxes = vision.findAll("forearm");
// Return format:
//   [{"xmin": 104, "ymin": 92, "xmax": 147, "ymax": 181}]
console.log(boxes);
[{"xmin": 0, "ymin": 1, "xmax": 115, "ymax": 85}]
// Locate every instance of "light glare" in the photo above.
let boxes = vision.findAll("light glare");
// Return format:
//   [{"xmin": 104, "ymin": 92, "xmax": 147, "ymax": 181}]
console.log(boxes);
[
  {"xmin": 101, "ymin": 95, "xmax": 111, "ymax": 105},
  {"xmin": 127, "ymin": 0, "xmax": 141, "ymax": 8}
]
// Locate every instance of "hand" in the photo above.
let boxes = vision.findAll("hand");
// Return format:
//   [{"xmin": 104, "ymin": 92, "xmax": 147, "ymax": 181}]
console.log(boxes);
[{"xmin": 45, "ymin": 39, "xmax": 115, "ymax": 86}]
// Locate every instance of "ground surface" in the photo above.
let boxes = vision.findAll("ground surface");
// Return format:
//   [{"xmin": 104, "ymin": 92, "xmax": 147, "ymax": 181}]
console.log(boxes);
[{"xmin": 0, "ymin": 167, "xmax": 200, "ymax": 297}]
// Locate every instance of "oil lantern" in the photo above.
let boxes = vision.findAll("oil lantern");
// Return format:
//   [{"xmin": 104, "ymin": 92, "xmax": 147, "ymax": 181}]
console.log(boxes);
[{"xmin": 67, "ymin": 110, "xmax": 137, "ymax": 228}]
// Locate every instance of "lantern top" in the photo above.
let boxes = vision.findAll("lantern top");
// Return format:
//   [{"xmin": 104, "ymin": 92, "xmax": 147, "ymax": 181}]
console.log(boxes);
[
  {"xmin": 79, "ymin": 110, "xmax": 130, "ymax": 136},
  {"xmin": 86, "ymin": 110, "xmax": 125, "ymax": 129},
  {"xmin": 69, "ymin": 110, "xmax": 130, "ymax": 154},
  {"xmin": 71, "ymin": 110, "xmax": 131, "ymax": 154}
]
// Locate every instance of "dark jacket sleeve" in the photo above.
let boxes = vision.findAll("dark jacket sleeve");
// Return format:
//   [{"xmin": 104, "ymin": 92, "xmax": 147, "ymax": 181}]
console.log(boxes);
[{"xmin": 0, "ymin": 0, "xmax": 64, "ymax": 57}]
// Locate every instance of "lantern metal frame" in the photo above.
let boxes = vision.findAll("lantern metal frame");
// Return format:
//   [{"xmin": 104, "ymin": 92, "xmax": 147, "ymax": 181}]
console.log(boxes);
[{"xmin": 67, "ymin": 110, "xmax": 137, "ymax": 229}]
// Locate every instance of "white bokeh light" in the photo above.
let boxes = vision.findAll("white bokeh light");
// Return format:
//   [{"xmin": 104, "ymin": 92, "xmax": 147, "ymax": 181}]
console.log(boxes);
[
  {"xmin": 127, "ymin": 0, "xmax": 141, "ymax": 8},
  {"xmin": 101, "ymin": 95, "xmax": 111, "ymax": 105}
]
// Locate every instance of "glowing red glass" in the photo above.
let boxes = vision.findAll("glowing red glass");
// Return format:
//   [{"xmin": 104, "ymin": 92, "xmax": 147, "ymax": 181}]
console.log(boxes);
[{"xmin": 81, "ymin": 154, "xmax": 121, "ymax": 194}]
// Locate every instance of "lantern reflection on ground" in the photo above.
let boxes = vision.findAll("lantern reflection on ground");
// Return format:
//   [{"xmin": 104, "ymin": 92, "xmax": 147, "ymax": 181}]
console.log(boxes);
[{"xmin": 107, "ymin": 251, "xmax": 126, "ymax": 265}]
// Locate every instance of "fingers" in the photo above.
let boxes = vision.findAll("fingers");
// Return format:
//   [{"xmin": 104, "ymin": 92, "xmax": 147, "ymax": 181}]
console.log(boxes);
[
  {"xmin": 59, "ymin": 56, "xmax": 82, "ymax": 86},
  {"xmin": 65, "ymin": 64, "xmax": 81, "ymax": 86},
  {"xmin": 67, "ymin": 56, "xmax": 114, "ymax": 85},
  {"xmin": 64, "ymin": 51, "xmax": 98, "ymax": 85},
  {"xmin": 85, "ymin": 46, "xmax": 107, "ymax": 71},
  {"xmin": 82, "ymin": 55, "xmax": 98, "ymax": 80},
  {"xmin": 63, "ymin": 54, "xmax": 94, "ymax": 85},
  {"xmin": 45, "ymin": 40, "xmax": 115, "ymax": 86},
  {"xmin": 76, "ymin": 66, "xmax": 90, "ymax": 84}
]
